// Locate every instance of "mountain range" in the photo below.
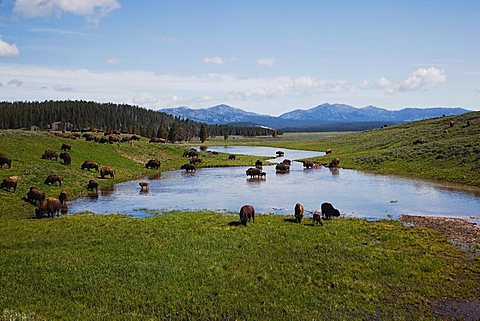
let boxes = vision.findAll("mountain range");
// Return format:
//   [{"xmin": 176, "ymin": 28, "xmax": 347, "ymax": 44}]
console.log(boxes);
[{"xmin": 161, "ymin": 103, "xmax": 470, "ymax": 130}]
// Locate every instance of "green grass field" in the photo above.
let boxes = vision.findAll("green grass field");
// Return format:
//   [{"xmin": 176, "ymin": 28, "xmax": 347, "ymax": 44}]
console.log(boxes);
[{"xmin": 1, "ymin": 115, "xmax": 479, "ymax": 320}]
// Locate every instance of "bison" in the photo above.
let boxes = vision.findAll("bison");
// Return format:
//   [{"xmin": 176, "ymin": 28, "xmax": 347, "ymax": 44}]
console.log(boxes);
[
  {"xmin": 312, "ymin": 211, "xmax": 324, "ymax": 226},
  {"xmin": 26, "ymin": 187, "xmax": 45, "ymax": 204},
  {"xmin": 41, "ymin": 150, "xmax": 58, "ymax": 160},
  {"xmin": 255, "ymin": 160, "xmax": 263, "ymax": 169},
  {"xmin": 139, "ymin": 182, "xmax": 150, "ymax": 191},
  {"xmin": 45, "ymin": 174, "xmax": 62, "ymax": 186},
  {"xmin": 87, "ymin": 179, "xmax": 98, "ymax": 192},
  {"xmin": 100, "ymin": 166, "xmax": 115, "ymax": 179},
  {"xmin": 58, "ymin": 190, "xmax": 67, "ymax": 204},
  {"xmin": 321, "ymin": 202, "xmax": 340, "ymax": 220},
  {"xmin": 328, "ymin": 158, "xmax": 340, "ymax": 168},
  {"xmin": 0, "ymin": 154, "xmax": 12, "ymax": 168},
  {"xmin": 145, "ymin": 159, "xmax": 161, "ymax": 169},
  {"xmin": 81, "ymin": 161, "xmax": 99, "ymax": 171},
  {"xmin": 282, "ymin": 159, "xmax": 292, "ymax": 165},
  {"xmin": 302, "ymin": 160, "xmax": 314, "ymax": 169},
  {"xmin": 294, "ymin": 203, "xmax": 304, "ymax": 223},
  {"xmin": 228, "ymin": 154, "xmax": 236, "ymax": 160},
  {"xmin": 180, "ymin": 164, "xmax": 196, "ymax": 172},
  {"xmin": 131, "ymin": 135, "xmax": 141, "ymax": 141},
  {"xmin": 190, "ymin": 157, "xmax": 202, "ymax": 165},
  {"xmin": 60, "ymin": 143, "xmax": 71, "ymax": 151},
  {"xmin": 183, "ymin": 150, "xmax": 199, "ymax": 158},
  {"xmin": 275, "ymin": 163, "xmax": 290, "ymax": 173},
  {"xmin": 59, "ymin": 152, "xmax": 71, "ymax": 165},
  {"xmin": 1, "ymin": 178, "xmax": 17, "ymax": 192},
  {"xmin": 35, "ymin": 197, "xmax": 67, "ymax": 218},
  {"xmin": 325, "ymin": 149, "xmax": 332, "ymax": 155},
  {"xmin": 150, "ymin": 137, "xmax": 166, "ymax": 144},
  {"xmin": 246, "ymin": 167, "xmax": 262, "ymax": 178},
  {"xmin": 449, "ymin": 120, "xmax": 455, "ymax": 128},
  {"xmin": 276, "ymin": 151, "xmax": 284, "ymax": 157},
  {"xmin": 239, "ymin": 205, "xmax": 255, "ymax": 226}
]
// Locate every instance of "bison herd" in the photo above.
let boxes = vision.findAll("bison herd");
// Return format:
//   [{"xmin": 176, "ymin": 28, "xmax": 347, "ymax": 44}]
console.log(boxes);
[{"xmin": 239, "ymin": 202, "xmax": 340, "ymax": 226}]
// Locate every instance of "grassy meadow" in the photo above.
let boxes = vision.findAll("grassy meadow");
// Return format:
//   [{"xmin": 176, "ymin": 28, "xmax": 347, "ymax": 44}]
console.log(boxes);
[{"xmin": 0, "ymin": 116, "xmax": 479, "ymax": 320}]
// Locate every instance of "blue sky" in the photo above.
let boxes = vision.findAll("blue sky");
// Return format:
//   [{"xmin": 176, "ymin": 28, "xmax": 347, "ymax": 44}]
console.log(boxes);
[{"xmin": 0, "ymin": 0, "xmax": 479, "ymax": 115}]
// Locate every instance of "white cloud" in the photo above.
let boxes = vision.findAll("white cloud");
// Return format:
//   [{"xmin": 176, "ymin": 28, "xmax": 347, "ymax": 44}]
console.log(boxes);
[
  {"xmin": 395, "ymin": 67, "xmax": 446, "ymax": 92},
  {"xmin": 375, "ymin": 77, "xmax": 391, "ymax": 88},
  {"xmin": 257, "ymin": 58, "xmax": 276, "ymax": 67},
  {"xmin": 203, "ymin": 57, "xmax": 225, "ymax": 65},
  {"xmin": 13, "ymin": 0, "xmax": 120, "ymax": 23},
  {"xmin": 29, "ymin": 28, "xmax": 91, "ymax": 37},
  {"xmin": 8, "ymin": 79, "xmax": 23, "ymax": 87},
  {"xmin": 0, "ymin": 38, "xmax": 20, "ymax": 57},
  {"xmin": 105, "ymin": 58, "xmax": 118, "ymax": 65}
]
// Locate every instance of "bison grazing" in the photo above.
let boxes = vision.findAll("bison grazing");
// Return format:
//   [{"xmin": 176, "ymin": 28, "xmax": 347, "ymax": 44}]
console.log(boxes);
[
  {"xmin": 294, "ymin": 203, "xmax": 304, "ymax": 223},
  {"xmin": 98, "ymin": 137, "xmax": 109, "ymax": 144},
  {"xmin": 325, "ymin": 149, "xmax": 332, "ymax": 155},
  {"xmin": 58, "ymin": 190, "xmax": 67, "ymax": 204},
  {"xmin": 149, "ymin": 137, "xmax": 166, "ymax": 144},
  {"xmin": 190, "ymin": 157, "xmax": 202, "ymax": 165},
  {"xmin": 59, "ymin": 152, "xmax": 71, "ymax": 165},
  {"xmin": 302, "ymin": 160, "xmax": 314, "ymax": 169},
  {"xmin": 45, "ymin": 174, "xmax": 62, "ymax": 186},
  {"xmin": 255, "ymin": 160, "xmax": 263, "ymax": 169},
  {"xmin": 41, "ymin": 150, "xmax": 58, "ymax": 160},
  {"xmin": 100, "ymin": 166, "xmax": 115, "ymax": 179},
  {"xmin": 328, "ymin": 158, "xmax": 340, "ymax": 168},
  {"xmin": 180, "ymin": 164, "xmax": 196, "ymax": 172},
  {"xmin": 228, "ymin": 154, "xmax": 236, "ymax": 160},
  {"xmin": 183, "ymin": 150, "xmax": 199, "ymax": 158},
  {"xmin": 87, "ymin": 179, "xmax": 98, "ymax": 192},
  {"xmin": 239, "ymin": 205, "xmax": 255, "ymax": 226},
  {"xmin": 0, "ymin": 154, "xmax": 12, "ymax": 168},
  {"xmin": 131, "ymin": 135, "xmax": 141, "ymax": 141},
  {"xmin": 312, "ymin": 211, "xmax": 324, "ymax": 226},
  {"xmin": 36, "ymin": 197, "xmax": 67, "ymax": 218},
  {"xmin": 321, "ymin": 202, "xmax": 340, "ymax": 220},
  {"xmin": 60, "ymin": 143, "xmax": 71, "ymax": 151},
  {"xmin": 145, "ymin": 159, "xmax": 161, "ymax": 169},
  {"xmin": 81, "ymin": 161, "xmax": 99, "ymax": 171},
  {"xmin": 246, "ymin": 167, "xmax": 262, "ymax": 178},
  {"xmin": 139, "ymin": 182, "xmax": 150, "ymax": 191},
  {"xmin": 275, "ymin": 163, "xmax": 290, "ymax": 173},
  {"xmin": 1, "ymin": 178, "xmax": 17, "ymax": 192},
  {"xmin": 26, "ymin": 187, "xmax": 45, "ymax": 204}
]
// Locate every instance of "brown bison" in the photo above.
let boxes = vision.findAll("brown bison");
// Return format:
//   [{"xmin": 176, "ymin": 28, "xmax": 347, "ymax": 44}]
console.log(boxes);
[
  {"xmin": 87, "ymin": 179, "xmax": 98, "ymax": 192},
  {"xmin": 0, "ymin": 154, "xmax": 12, "ymax": 168},
  {"xmin": 26, "ymin": 187, "xmax": 45, "ymax": 204},
  {"xmin": 228, "ymin": 154, "xmax": 236, "ymax": 160},
  {"xmin": 328, "ymin": 158, "xmax": 340, "ymax": 168},
  {"xmin": 302, "ymin": 160, "xmax": 314, "ymax": 169},
  {"xmin": 59, "ymin": 152, "xmax": 71, "ymax": 165},
  {"xmin": 276, "ymin": 151, "xmax": 284, "ymax": 157},
  {"xmin": 449, "ymin": 120, "xmax": 455, "ymax": 127},
  {"xmin": 60, "ymin": 143, "xmax": 71, "ymax": 151},
  {"xmin": 1, "ymin": 178, "xmax": 17, "ymax": 192},
  {"xmin": 246, "ymin": 167, "xmax": 262, "ymax": 178},
  {"xmin": 85, "ymin": 134, "xmax": 95, "ymax": 141},
  {"xmin": 100, "ymin": 166, "xmax": 115, "ymax": 179},
  {"xmin": 282, "ymin": 159, "xmax": 292, "ymax": 165},
  {"xmin": 190, "ymin": 157, "xmax": 202, "ymax": 165},
  {"xmin": 312, "ymin": 211, "xmax": 324, "ymax": 226},
  {"xmin": 35, "ymin": 197, "xmax": 67, "ymax": 218},
  {"xmin": 255, "ymin": 160, "xmax": 263, "ymax": 169},
  {"xmin": 239, "ymin": 205, "xmax": 255, "ymax": 226},
  {"xmin": 45, "ymin": 174, "xmax": 62, "ymax": 186},
  {"xmin": 131, "ymin": 135, "xmax": 141, "ymax": 141},
  {"xmin": 183, "ymin": 150, "xmax": 199, "ymax": 158},
  {"xmin": 149, "ymin": 137, "xmax": 166, "ymax": 143},
  {"xmin": 321, "ymin": 202, "xmax": 340, "ymax": 219},
  {"xmin": 139, "ymin": 182, "xmax": 150, "ymax": 191},
  {"xmin": 58, "ymin": 190, "xmax": 67, "ymax": 204},
  {"xmin": 41, "ymin": 150, "xmax": 58, "ymax": 160},
  {"xmin": 294, "ymin": 203, "xmax": 304, "ymax": 223},
  {"xmin": 325, "ymin": 149, "xmax": 332, "ymax": 154},
  {"xmin": 98, "ymin": 137, "xmax": 109, "ymax": 144},
  {"xmin": 180, "ymin": 164, "xmax": 196, "ymax": 172},
  {"xmin": 275, "ymin": 163, "xmax": 290, "ymax": 173},
  {"xmin": 81, "ymin": 161, "xmax": 99, "ymax": 171},
  {"xmin": 145, "ymin": 159, "xmax": 161, "ymax": 169}
]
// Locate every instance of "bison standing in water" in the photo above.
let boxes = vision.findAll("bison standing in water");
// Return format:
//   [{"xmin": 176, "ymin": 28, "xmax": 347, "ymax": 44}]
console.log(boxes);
[
  {"xmin": 275, "ymin": 163, "xmax": 290, "ymax": 173},
  {"xmin": 328, "ymin": 158, "xmax": 340, "ymax": 168},
  {"xmin": 59, "ymin": 152, "xmax": 71, "ymax": 165},
  {"xmin": 321, "ymin": 202, "xmax": 340, "ymax": 219},
  {"xmin": 246, "ymin": 167, "xmax": 262, "ymax": 178},
  {"xmin": 145, "ymin": 159, "xmax": 161, "ymax": 169},
  {"xmin": 181, "ymin": 164, "xmax": 196, "ymax": 172},
  {"xmin": 302, "ymin": 160, "xmax": 314, "ymax": 169},
  {"xmin": 0, "ymin": 154, "xmax": 12, "ymax": 168},
  {"xmin": 100, "ymin": 166, "xmax": 115, "ymax": 179},
  {"xmin": 294, "ymin": 203, "xmax": 304, "ymax": 223},
  {"xmin": 239, "ymin": 205, "xmax": 255, "ymax": 226},
  {"xmin": 87, "ymin": 179, "xmax": 98, "ymax": 192}
]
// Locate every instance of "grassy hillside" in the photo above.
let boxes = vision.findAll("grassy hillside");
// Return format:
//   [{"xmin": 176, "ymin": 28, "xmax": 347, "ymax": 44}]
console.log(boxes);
[
  {"xmin": 0, "ymin": 131, "xmax": 266, "ymax": 218},
  {"xmin": 218, "ymin": 112, "xmax": 480, "ymax": 187},
  {"xmin": 1, "ymin": 212, "xmax": 479, "ymax": 320}
]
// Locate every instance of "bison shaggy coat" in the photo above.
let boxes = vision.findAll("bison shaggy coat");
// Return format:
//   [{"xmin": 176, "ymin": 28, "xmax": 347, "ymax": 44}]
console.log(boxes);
[
  {"xmin": 145, "ymin": 159, "xmax": 161, "ymax": 169},
  {"xmin": 100, "ymin": 167, "xmax": 115, "ymax": 179},
  {"xmin": 1, "ymin": 178, "xmax": 17, "ymax": 192},
  {"xmin": 81, "ymin": 161, "xmax": 99, "ymax": 171},
  {"xmin": 26, "ymin": 187, "xmax": 45, "ymax": 204},
  {"xmin": 0, "ymin": 154, "xmax": 12, "ymax": 168},
  {"xmin": 321, "ymin": 202, "xmax": 340, "ymax": 220},
  {"xmin": 45, "ymin": 174, "xmax": 62, "ymax": 186},
  {"xmin": 239, "ymin": 205, "xmax": 255, "ymax": 226},
  {"xmin": 294, "ymin": 203, "xmax": 304, "ymax": 223},
  {"xmin": 36, "ymin": 197, "xmax": 66, "ymax": 218}
]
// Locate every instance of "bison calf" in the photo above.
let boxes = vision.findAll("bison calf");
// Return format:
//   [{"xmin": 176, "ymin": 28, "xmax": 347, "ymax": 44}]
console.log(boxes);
[{"xmin": 312, "ymin": 211, "xmax": 324, "ymax": 226}]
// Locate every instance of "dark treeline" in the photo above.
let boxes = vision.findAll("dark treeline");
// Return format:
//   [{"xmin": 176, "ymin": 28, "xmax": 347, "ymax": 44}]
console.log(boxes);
[
  {"xmin": 0, "ymin": 100, "xmax": 277, "ymax": 140},
  {"xmin": 281, "ymin": 121, "xmax": 399, "ymax": 133}
]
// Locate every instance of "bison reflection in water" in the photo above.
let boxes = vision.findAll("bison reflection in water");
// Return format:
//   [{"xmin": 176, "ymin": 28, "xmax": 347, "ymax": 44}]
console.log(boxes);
[{"xmin": 100, "ymin": 186, "xmax": 115, "ymax": 197}]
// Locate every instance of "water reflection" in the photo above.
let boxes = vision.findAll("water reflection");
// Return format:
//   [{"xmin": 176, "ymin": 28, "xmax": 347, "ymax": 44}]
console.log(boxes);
[{"xmin": 68, "ymin": 146, "xmax": 480, "ymax": 219}]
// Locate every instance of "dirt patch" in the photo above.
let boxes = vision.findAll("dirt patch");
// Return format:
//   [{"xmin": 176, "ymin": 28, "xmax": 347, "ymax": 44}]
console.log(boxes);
[
  {"xmin": 400, "ymin": 215, "xmax": 480, "ymax": 249},
  {"xmin": 432, "ymin": 299, "xmax": 480, "ymax": 321}
]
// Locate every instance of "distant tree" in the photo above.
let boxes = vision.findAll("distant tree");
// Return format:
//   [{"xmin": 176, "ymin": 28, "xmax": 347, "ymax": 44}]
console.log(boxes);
[
  {"xmin": 272, "ymin": 130, "xmax": 277, "ymax": 138},
  {"xmin": 168, "ymin": 123, "xmax": 178, "ymax": 143},
  {"xmin": 199, "ymin": 124, "xmax": 208, "ymax": 143},
  {"xmin": 224, "ymin": 132, "xmax": 229, "ymax": 141}
]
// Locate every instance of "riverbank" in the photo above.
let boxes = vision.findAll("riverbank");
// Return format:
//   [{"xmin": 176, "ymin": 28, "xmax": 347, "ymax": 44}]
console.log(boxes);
[{"xmin": 1, "ymin": 212, "xmax": 479, "ymax": 320}]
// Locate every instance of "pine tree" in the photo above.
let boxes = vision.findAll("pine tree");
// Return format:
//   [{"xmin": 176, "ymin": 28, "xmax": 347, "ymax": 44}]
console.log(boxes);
[{"xmin": 199, "ymin": 124, "xmax": 208, "ymax": 143}]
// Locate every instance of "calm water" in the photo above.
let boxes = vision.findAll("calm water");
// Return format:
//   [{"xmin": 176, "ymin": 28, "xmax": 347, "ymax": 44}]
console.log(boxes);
[{"xmin": 68, "ymin": 146, "xmax": 480, "ymax": 220}]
